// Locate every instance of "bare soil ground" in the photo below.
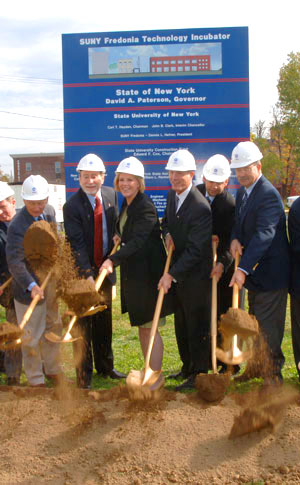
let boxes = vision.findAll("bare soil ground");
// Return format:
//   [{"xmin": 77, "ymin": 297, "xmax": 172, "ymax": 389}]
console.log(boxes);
[{"xmin": 1, "ymin": 383, "xmax": 300, "ymax": 485}]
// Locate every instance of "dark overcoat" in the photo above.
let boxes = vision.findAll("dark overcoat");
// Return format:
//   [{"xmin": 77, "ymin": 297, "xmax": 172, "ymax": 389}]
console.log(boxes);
[{"xmin": 110, "ymin": 191, "xmax": 173, "ymax": 326}]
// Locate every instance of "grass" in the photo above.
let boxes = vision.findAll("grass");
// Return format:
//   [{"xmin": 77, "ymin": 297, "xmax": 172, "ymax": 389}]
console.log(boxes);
[{"xmin": 0, "ymin": 272, "xmax": 298, "ymax": 392}]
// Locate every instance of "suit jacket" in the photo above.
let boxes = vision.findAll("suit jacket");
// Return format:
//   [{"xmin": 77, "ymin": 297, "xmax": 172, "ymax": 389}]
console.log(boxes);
[
  {"xmin": 232, "ymin": 175, "xmax": 290, "ymax": 292},
  {"xmin": 162, "ymin": 185, "xmax": 212, "ymax": 282},
  {"xmin": 110, "ymin": 191, "xmax": 173, "ymax": 325},
  {"xmin": 63, "ymin": 186, "xmax": 118, "ymax": 283},
  {"xmin": 288, "ymin": 196, "xmax": 300, "ymax": 297},
  {"xmin": 0, "ymin": 221, "xmax": 9, "ymax": 284},
  {"xmin": 6, "ymin": 204, "xmax": 56, "ymax": 304},
  {"xmin": 197, "ymin": 184, "xmax": 235, "ymax": 273}
]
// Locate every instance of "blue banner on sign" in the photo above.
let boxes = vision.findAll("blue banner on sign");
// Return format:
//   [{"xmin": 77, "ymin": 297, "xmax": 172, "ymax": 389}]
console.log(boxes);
[{"xmin": 62, "ymin": 27, "xmax": 249, "ymax": 214}]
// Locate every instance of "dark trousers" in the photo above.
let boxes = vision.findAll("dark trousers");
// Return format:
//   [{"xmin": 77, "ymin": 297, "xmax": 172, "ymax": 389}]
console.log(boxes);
[
  {"xmin": 248, "ymin": 287, "xmax": 287, "ymax": 377},
  {"xmin": 73, "ymin": 279, "xmax": 114, "ymax": 386},
  {"xmin": 290, "ymin": 294, "xmax": 300, "ymax": 379},
  {"xmin": 1, "ymin": 305, "xmax": 22, "ymax": 378},
  {"xmin": 174, "ymin": 276, "xmax": 211, "ymax": 375}
]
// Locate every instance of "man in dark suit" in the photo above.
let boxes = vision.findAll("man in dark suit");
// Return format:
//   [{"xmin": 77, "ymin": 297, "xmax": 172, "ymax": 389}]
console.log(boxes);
[
  {"xmin": 197, "ymin": 154, "xmax": 239, "ymax": 375},
  {"xmin": 159, "ymin": 149, "xmax": 212, "ymax": 390},
  {"xmin": 230, "ymin": 141, "xmax": 290, "ymax": 386},
  {"xmin": 63, "ymin": 153, "xmax": 126, "ymax": 388},
  {"xmin": 197, "ymin": 154, "xmax": 235, "ymax": 318},
  {"xmin": 288, "ymin": 196, "xmax": 300, "ymax": 380},
  {"xmin": 0, "ymin": 182, "xmax": 22, "ymax": 385},
  {"xmin": 6, "ymin": 175, "xmax": 62, "ymax": 387}
]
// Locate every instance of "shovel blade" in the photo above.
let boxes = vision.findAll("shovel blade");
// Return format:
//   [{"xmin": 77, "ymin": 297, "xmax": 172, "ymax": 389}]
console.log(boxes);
[
  {"xmin": 45, "ymin": 331, "xmax": 81, "ymax": 344},
  {"xmin": 216, "ymin": 347, "xmax": 253, "ymax": 366},
  {"xmin": 80, "ymin": 304, "xmax": 107, "ymax": 317}
]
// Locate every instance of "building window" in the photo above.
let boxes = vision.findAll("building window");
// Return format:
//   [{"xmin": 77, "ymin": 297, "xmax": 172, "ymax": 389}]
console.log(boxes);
[
  {"xmin": 25, "ymin": 162, "xmax": 31, "ymax": 171},
  {"xmin": 55, "ymin": 161, "xmax": 61, "ymax": 174}
]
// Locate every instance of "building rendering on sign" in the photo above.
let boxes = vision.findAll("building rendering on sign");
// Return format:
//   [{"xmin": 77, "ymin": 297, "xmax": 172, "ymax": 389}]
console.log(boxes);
[{"xmin": 150, "ymin": 55, "xmax": 211, "ymax": 73}]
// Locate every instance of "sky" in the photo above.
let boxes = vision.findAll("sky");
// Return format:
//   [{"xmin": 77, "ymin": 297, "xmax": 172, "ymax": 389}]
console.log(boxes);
[{"xmin": 1, "ymin": 0, "xmax": 299, "ymax": 176}]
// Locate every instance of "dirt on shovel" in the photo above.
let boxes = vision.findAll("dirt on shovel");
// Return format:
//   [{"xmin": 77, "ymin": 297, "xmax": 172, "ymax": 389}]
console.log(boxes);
[
  {"xmin": 220, "ymin": 308, "xmax": 259, "ymax": 340},
  {"xmin": 195, "ymin": 372, "xmax": 231, "ymax": 402},
  {"xmin": 24, "ymin": 220, "xmax": 58, "ymax": 271},
  {"xmin": 229, "ymin": 385, "xmax": 299, "ymax": 439},
  {"xmin": 61, "ymin": 279, "xmax": 102, "ymax": 315}
]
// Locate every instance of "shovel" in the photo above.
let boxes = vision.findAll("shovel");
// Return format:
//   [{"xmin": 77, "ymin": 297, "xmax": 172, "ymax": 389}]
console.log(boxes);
[
  {"xmin": 0, "ymin": 220, "xmax": 58, "ymax": 348},
  {"xmin": 45, "ymin": 241, "xmax": 119, "ymax": 344},
  {"xmin": 0, "ymin": 269, "xmax": 54, "ymax": 349},
  {"xmin": 216, "ymin": 251, "xmax": 258, "ymax": 366},
  {"xmin": 0, "ymin": 276, "xmax": 12, "ymax": 293},
  {"xmin": 142, "ymin": 245, "xmax": 173, "ymax": 387},
  {"xmin": 195, "ymin": 236, "xmax": 231, "ymax": 402}
]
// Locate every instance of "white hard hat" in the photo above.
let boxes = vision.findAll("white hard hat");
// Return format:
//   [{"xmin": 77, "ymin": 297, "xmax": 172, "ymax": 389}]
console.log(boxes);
[
  {"xmin": 76, "ymin": 153, "xmax": 106, "ymax": 173},
  {"xmin": 115, "ymin": 157, "xmax": 144, "ymax": 178},
  {"xmin": 21, "ymin": 175, "xmax": 49, "ymax": 200},
  {"xmin": 166, "ymin": 149, "xmax": 196, "ymax": 171},
  {"xmin": 231, "ymin": 141, "xmax": 263, "ymax": 169},
  {"xmin": 203, "ymin": 154, "xmax": 231, "ymax": 182},
  {"xmin": 0, "ymin": 181, "xmax": 14, "ymax": 202}
]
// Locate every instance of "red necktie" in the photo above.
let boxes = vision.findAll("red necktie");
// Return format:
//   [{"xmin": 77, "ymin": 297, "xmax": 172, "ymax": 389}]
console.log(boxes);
[{"xmin": 94, "ymin": 195, "xmax": 103, "ymax": 268}]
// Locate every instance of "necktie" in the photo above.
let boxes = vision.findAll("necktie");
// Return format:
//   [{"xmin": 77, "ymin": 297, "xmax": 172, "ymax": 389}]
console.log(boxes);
[
  {"xmin": 175, "ymin": 195, "xmax": 180, "ymax": 212},
  {"xmin": 239, "ymin": 192, "xmax": 248, "ymax": 216},
  {"xmin": 94, "ymin": 196, "xmax": 103, "ymax": 267},
  {"xmin": 206, "ymin": 195, "xmax": 212, "ymax": 205}
]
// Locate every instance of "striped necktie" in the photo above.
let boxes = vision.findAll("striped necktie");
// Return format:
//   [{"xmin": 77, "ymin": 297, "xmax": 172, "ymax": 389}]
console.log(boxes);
[{"xmin": 239, "ymin": 192, "xmax": 248, "ymax": 216}]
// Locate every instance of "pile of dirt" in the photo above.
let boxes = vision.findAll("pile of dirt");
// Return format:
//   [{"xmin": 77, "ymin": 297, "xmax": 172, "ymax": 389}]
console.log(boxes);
[
  {"xmin": 0, "ymin": 383, "xmax": 300, "ymax": 484},
  {"xmin": 220, "ymin": 307, "xmax": 259, "ymax": 340},
  {"xmin": 229, "ymin": 385, "xmax": 299, "ymax": 439},
  {"xmin": 195, "ymin": 372, "xmax": 231, "ymax": 402}
]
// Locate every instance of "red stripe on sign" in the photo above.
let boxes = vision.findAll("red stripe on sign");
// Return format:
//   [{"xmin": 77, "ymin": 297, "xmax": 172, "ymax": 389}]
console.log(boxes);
[
  {"xmin": 64, "ymin": 78, "xmax": 249, "ymax": 88},
  {"xmin": 65, "ymin": 137, "xmax": 248, "ymax": 147},
  {"xmin": 64, "ymin": 104, "xmax": 249, "ymax": 113}
]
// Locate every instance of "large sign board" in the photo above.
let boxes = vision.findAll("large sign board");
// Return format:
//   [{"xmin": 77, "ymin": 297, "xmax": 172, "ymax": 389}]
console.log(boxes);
[{"xmin": 62, "ymin": 27, "xmax": 249, "ymax": 214}]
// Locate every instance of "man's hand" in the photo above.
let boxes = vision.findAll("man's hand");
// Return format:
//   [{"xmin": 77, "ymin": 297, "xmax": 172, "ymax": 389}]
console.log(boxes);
[
  {"xmin": 87, "ymin": 275, "xmax": 95, "ymax": 285},
  {"xmin": 158, "ymin": 273, "xmax": 173, "ymax": 294},
  {"xmin": 31, "ymin": 284, "xmax": 44, "ymax": 299},
  {"xmin": 210, "ymin": 262, "xmax": 223, "ymax": 283},
  {"xmin": 165, "ymin": 233, "xmax": 175, "ymax": 251},
  {"xmin": 230, "ymin": 239, "xmax": 243, "ymax": 258},
  {"xmin": 113, "ymin": 234, "xmax": 121, "ymax": 247},
  {"xmin": 229, "ymin": 269, "xmax": 246, "ymax": 290},
  {"xmin": 100, "ymin": 259, "xmax": 114, "ymax": 274}
]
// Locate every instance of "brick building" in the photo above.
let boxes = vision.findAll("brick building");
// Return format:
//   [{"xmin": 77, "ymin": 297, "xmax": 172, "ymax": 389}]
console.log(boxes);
[
  {"xmin": 150, "ymin": 55, "xmax": 211, "ymax": 73},
  {"xmin": 10, "ymin": 153, "xmax": 65, "ymax": 184}
]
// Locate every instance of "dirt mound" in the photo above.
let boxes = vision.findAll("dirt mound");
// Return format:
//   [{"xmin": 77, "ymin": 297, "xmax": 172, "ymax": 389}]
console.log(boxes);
[
  {"xmin": 1, "ymin": 383, "xmax": 300, "ymax": 484},
  {"xmin": 24, "ymin": 220, "xmax": 58, "ymax": 268}
]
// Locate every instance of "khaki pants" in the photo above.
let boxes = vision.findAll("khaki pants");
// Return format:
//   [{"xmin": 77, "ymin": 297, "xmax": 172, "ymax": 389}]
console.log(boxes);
[{"xmin": 14, "ymin": 295, "xmax": 62, "ymax": 386}]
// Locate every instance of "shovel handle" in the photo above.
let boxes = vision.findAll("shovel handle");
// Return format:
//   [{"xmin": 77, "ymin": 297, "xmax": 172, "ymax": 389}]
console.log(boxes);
[
  {"xmin": 211, "ymin": 237, "xmax": 218, "ymax": 373},
  {"xmin": 0, "ymin": 276, "xmax": 12, "ymax": 293},
  {"xmin": 232, "ymin": 251, "xmax": 240, "ymax": 310},
  {"xmin": 19, "ymin": 269, "xmax": 53, "ymax": 330},
  {"xmin": 95, "ymin": 241, "xmax": 119, "ymax": 292},
  {"xmin": 144, "ymin": 245, "xmax": 173, "ymax": 370}
]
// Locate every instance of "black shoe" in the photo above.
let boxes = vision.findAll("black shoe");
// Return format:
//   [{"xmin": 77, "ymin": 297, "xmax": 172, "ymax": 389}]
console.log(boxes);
[
  {"xmin": 175, "ymin": 375, "xmax": 196, "ymax": 391},
  {"xmin": 7, "ymin": 377, "xmax": 20, "ymax": 386},
  {"xmin": 97, "ymin": 369, "xmax": 127, "ymax": 379},
  {"xmin": 109, "ymin": 369, "xmax": 127, "ymax": 379},
  {"xmin": 168, "ymin": 370, "xmax": 190, "ymax": 380}
]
